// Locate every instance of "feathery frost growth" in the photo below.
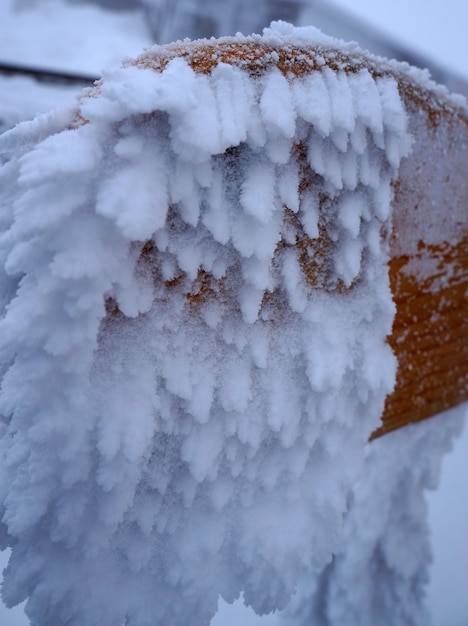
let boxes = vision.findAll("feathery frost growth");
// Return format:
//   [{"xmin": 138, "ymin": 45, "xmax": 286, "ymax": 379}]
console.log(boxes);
[
  {"xmin": 282, "ymin": 404, "xmax": 466, "ymax": 626},
  {"xmin": 0, "ymin": 20, "xmax": 436, "ymax": 626}
]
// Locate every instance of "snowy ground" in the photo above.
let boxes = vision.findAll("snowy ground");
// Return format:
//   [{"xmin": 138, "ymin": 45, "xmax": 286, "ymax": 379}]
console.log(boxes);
[{"xmin": 0, "ymin": 2, "xmax": 467, "ymax": 625}]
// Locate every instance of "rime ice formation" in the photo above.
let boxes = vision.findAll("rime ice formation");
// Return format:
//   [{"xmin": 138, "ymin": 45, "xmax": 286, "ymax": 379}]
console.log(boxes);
[
  {"xmin": 281, "ymin": 403, "xmax": 466, "ymax": 626},
  {"xmin": 0, "ymin": 21, "xmax": 414, "ymax": 626}
]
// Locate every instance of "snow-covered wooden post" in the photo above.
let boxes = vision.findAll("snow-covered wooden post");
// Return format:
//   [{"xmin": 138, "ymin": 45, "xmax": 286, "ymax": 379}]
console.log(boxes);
[
  {"xmin": 0, "ymin": 22, "xmax": 466, "ymax": 626},
  {"xmin": 122, "ymin": 25, "xmax": 468, "ymax": 440}
]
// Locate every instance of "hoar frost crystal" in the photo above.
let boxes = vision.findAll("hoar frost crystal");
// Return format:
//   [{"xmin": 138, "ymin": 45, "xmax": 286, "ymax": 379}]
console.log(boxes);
[{"xmin": 0, "ymin": 20, "xmax": 457, "ymax": 626}]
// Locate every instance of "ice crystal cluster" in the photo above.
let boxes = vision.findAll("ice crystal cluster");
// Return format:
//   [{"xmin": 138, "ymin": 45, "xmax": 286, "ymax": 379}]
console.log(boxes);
[
  {"xmin": 0, "ymin": 22, "xmax": 416, "ymax": 626},
  {"xmin": 282, "ymin": 403, "xmax": 466, "ymax": 626}
]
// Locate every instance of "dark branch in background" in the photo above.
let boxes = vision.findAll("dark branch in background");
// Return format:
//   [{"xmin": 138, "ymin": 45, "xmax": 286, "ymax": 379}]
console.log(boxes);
[{"xmin": 0, "ymin": 62, "xmax": 98, "ymax": 86}]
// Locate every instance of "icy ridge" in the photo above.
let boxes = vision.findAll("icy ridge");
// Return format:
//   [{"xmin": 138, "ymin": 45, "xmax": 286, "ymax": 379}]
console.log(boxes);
[{"xmin": 0, "ymin": 24, "xmax": 410, "ymax": 626}]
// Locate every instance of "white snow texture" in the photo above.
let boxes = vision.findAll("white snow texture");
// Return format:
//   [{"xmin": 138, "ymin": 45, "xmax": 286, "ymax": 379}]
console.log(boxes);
[
  {"xmin": 0, "ymin": 21, "xmax": 423, "ymax": 626},
  {"xmin": 281, "ymin": 403, "xmax": 466, "ymax": 626}
]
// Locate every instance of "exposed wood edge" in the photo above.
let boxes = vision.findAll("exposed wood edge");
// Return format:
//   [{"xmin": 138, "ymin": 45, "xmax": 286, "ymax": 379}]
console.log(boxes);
[{"xmin": 372, "ymin": 238, "xmax": 468, "ymax": 439}]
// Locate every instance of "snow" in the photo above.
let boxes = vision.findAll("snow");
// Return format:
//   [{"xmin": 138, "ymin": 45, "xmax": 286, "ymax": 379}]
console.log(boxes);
[
  {"xmin": 283, "ymin": 404, "xmax": 466, "ymax": 626},
  {"xmin": 1, "ymin": 3, "xmax": 462, "ymax": 626},
  {"xmin": 0, "ymin": 21, "xmax": 418, "ymax": 626},
  {"xmin": 211, "ymin": 404, "xmax": 468, "ymax": 626}
]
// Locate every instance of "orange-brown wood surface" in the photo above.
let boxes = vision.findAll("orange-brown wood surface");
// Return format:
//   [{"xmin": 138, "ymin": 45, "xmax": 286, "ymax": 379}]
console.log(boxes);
[
  {"xmin": 91, "ymin": 40, "xmax": 468, "ymax": 437},
  {"xmin": 376, "ymin": 94, "xmax": 468, "ymax": 437},
  {"xmin": 376, "ymin": 239, "xmax": 468, "ymax": 437}
]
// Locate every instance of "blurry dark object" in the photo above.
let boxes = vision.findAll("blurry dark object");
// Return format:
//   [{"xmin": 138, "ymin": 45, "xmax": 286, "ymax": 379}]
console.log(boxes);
[{"xmin": 0, "ymin": 61, "xmax": 97, "ymax": 86}]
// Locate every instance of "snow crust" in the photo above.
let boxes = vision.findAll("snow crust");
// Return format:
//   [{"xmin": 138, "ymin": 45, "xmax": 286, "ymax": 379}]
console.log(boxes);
[{"xmin": 0, "ymin": 22, "xmax": 411, "ymax": 626}]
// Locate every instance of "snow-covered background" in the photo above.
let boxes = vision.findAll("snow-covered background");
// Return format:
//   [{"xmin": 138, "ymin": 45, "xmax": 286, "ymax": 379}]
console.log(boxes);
[{"xmin": 0, "ymin": 1, "xmax": 467, "ymax": 625}]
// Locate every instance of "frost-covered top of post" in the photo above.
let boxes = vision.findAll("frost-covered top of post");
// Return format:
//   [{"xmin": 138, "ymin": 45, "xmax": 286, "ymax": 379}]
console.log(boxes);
[{"xmin": 0, "ymin": 21, "xmax": 417, "ymax": 626}]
